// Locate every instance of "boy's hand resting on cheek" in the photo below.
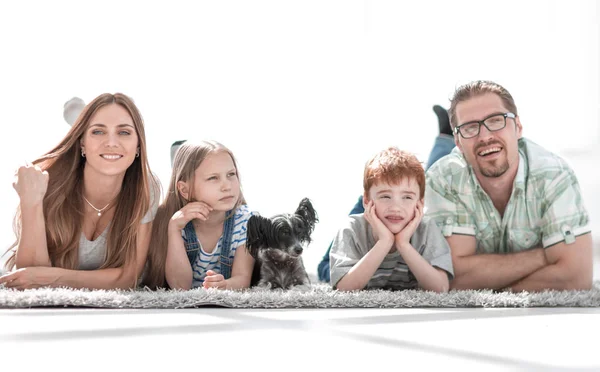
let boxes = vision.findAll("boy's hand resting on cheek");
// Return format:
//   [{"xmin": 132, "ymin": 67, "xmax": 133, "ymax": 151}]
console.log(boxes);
[
  {"xmin": 364, "ymin": 200, "xmax": 394, "ymax": 247},
  {"xmin": 394, "ymin": 200, "xmax": 423, "ymax": 254}
]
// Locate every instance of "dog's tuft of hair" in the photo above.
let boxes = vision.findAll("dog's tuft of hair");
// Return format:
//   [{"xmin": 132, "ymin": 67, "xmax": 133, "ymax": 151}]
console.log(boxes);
[{"xmin": 247, "ymin": 198, "xmax": 318, "ymax": 289}]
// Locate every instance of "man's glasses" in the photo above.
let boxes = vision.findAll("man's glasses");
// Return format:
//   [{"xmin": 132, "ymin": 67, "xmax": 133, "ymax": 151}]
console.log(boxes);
[{"xmin": 454, "ymin": 112, "xmax": 516, "ymax": 139}]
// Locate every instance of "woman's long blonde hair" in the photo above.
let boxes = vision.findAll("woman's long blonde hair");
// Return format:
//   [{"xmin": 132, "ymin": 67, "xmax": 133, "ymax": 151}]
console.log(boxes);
[
  {"xmin": 5, "ymin": 93, "xmax": 157, "ymax": 280},
  {"xmin": 142, "ymin": 140, "xmax": 245, "ymax": 289}
]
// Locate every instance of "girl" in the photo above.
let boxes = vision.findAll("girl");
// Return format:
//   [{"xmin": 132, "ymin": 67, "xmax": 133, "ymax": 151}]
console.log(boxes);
[
  {"xmin": 143, "ymin": 141, "xmax": 254, "ymax": 290},
  {"xmin": 0, "ymin": 93, "xmax": 159, "ymax": 290}
]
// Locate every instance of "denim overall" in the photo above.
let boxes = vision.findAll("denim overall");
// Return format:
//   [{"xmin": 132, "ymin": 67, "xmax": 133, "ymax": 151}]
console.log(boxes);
[{"xmin": 182, "ymin": 211, "xmax": 235, "ymax": 279}]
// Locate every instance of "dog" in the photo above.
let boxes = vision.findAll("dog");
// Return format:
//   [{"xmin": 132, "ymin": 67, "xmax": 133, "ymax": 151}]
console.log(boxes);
[{"xmin": 247, "ymin": 198, "xmax": 318, "ymax": 289}]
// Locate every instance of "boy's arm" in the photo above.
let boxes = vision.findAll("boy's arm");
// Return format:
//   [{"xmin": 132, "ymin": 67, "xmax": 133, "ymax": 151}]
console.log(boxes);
[
  {"xmin": 396, "ymin": 244, "xmax": 449, "ymax": 292},
  {"xmin": 395, "ymin": 203, "xmax": 449, "ymax": 292},
  {"xmin": 335, "ymin": 237, "xmax": 394, "ymax": 291},
  {"xmin": 334, "ymin": 204, "xmax": 396, "ymax": 291}
]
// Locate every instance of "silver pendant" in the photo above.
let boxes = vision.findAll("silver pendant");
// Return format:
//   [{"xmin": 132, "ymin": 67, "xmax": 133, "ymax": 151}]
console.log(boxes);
[{"xmin": 98, "ymin": 212, "xmax": 102, "ymax": 217}]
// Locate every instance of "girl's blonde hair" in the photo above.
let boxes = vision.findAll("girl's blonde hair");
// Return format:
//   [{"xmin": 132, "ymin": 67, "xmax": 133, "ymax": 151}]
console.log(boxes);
[
  {"xmin": 142, "ymin": 140, "xmax": 245, "ymax": 289},
  {"xmin": 5, "ymin": 93, "xmax": 158, "ymax": 285}
]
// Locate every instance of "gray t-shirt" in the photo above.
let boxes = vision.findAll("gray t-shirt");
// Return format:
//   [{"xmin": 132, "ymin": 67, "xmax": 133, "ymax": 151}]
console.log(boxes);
[
  {"xmin": 330, "ymin": 214, "xmax": 454, "ymax": 290},
  {"xmin": 78, "ymin": 185, "xmax": 160, "ymax": 270}
]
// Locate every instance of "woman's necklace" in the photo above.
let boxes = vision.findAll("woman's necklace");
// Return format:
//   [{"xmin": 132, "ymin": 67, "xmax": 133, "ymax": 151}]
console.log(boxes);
[{"xmin": 82, "ymin": 195, "xmax": 112, "ymax": 217}]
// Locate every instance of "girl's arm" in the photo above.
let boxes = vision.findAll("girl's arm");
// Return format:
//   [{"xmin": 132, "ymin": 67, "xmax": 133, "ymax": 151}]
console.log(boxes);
[
  {"xmin": 203, "ymin": 244, "xmax": 254, "ymax": 290},
  {"xmin": 1, "ymin": 222, "xmax": 153, "ymax": 290},
  {"xmin": 165, "ymin": 224, "xmax": 193, "ymax": 290},
  {"xmin": 164, "ymin": 202, "xmax": 213, "ymax": 290},
  {"xmin": 223, "ymin": 244, "xmax": 254, "ymax": 290}
]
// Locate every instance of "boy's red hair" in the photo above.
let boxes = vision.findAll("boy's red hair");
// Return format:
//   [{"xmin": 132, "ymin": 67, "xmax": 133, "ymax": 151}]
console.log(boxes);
[{"xmin": 363, "ymin": 147, "xmax": 425, "ymax": 199}]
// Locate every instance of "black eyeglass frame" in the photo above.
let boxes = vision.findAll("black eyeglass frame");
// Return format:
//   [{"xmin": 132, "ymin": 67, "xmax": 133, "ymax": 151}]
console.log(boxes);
[{"xmin": 453, "ymin": 112, "xmax": 516, "ymax": 139}]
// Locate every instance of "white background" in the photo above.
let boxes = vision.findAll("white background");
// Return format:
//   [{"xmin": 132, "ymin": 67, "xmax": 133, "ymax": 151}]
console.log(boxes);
[{"xmin": 0, "ymin": 0, "xmax": 598, "ymax": 274}]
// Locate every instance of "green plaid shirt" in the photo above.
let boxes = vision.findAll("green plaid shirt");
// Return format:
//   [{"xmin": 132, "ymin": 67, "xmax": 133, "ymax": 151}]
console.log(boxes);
[{"xmin": 425, "ymin": 138, "xmax": 590, "ymax": 254}]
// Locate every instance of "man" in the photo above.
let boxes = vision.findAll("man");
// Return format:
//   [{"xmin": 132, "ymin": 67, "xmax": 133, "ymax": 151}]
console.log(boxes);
[{"xmin": 425, "ymin": 80, "xmax": 592, "ymax": 291}]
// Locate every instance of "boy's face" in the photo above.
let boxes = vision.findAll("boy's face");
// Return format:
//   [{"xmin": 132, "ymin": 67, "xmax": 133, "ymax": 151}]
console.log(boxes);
[{"xmin": 364, "ymin": 177, "xmax": 421, "ymax": 234}]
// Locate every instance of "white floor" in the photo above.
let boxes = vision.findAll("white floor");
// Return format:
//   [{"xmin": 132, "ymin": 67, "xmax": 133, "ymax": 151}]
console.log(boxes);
[
  {"xmin": 1, "ymin": 306, "xmax": 599, "ymax": 371},
  {"xmin": 1, "ymin": 145, "xmax": 598, "ymax": 372}
]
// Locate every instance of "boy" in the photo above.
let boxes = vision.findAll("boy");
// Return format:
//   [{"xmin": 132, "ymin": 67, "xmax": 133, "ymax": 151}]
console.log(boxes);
[{"xmin": 330, "ymin": 147, "xmax": 453, "ymax": 292}]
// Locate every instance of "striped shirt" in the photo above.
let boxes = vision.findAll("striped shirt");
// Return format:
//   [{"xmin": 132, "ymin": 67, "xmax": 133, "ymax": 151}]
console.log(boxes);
[
  {"xmin": 330, "ymin": 214, "xmax": 454, "ymax": 290},
  {"xmin": 183, "ymin": 205, "xmax": 252, "ymax": 288},
  {"xmin": 425, "ymin": 138, "xmax": 591, "ymax": 254}
]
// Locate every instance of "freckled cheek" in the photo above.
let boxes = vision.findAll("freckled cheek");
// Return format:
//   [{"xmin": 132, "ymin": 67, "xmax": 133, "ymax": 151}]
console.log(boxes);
[{"xmin": 373, "ymin": 202, "xmax": 386, "ymax": 219}]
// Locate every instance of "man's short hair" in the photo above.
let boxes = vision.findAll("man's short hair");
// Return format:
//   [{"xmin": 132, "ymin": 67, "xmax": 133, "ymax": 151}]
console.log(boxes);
[{"xmin": 448, "ymin": 80, "xmax": 518, "ymax": 128}]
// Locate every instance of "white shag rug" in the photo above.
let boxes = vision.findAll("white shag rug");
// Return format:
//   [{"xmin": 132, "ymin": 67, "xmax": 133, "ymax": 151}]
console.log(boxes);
[{"xmin": 1, "ymin": 281, "xmax": 600, "ymax": 309}]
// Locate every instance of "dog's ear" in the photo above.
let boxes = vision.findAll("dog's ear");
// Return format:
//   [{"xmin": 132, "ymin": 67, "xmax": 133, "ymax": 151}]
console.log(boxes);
[
  {"xmin": 246, "ymin": 215, "xmax": 272, "ymax": 258},
  {"xmin": 295, "ymin": 198, "xmax": 318, "ymax": 238}
]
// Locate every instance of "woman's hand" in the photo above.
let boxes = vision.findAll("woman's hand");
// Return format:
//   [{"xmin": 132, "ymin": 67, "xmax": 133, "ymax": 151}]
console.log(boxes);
[
  {"xmin": 169, "ymin": 202, "xmax": 213, "ymax": 231},
  {"xmin": 0, "ymin": 267, "xmax": 59, "ymax": 290},
  {"xmin": 13, "ymin": 164, "xmax": 49, "ymax": 207}
]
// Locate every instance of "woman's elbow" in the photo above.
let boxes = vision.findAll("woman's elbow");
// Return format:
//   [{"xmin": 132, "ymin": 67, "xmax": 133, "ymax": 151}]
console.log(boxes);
[
  {"xmin": 114, "ymin": 273, "xmax": 139, "ymax": 290},
  {"xmin": 15, "ymin": 258, "xmax": 51, "ymax": 270}
]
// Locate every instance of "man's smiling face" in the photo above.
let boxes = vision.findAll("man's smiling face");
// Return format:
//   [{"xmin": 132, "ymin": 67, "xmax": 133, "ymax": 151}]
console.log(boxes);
[{"xmin": 454, "ymin": 93, "xmax": 522, "ymax": 179}]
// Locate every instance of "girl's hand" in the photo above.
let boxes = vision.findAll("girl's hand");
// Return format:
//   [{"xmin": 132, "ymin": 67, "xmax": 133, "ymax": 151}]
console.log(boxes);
[
  {"xmin": 364, "ymin": 200, "xmax": 394, "ymax": 246},
  {"xmin": 203, "ymin": 270, "xmax": 227, "ymax": 289},
  {"xmin": 0, "ymin": 267, "xmax": 58, "ymax": 290},
  {"xmin": 394, "ymin": 200, "xmax": 424, "ymax": 252},
  {"xmin": 169, "ymin": 201, "xmax": 213, "ymax": 231},
  {"xmin": 13, "ymin": 164, "xmax": 49, "ymax": 207}
]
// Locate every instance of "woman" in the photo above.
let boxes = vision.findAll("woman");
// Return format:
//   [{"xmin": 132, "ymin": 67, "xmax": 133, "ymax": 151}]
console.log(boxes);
[{"xmin": 1, "ymin": 93, "xmax": 159, "ymax": 290}]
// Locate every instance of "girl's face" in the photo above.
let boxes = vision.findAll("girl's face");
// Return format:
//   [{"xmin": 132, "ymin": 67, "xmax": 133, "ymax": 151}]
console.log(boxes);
[{"xmin": 190, "ymin": 151, "xmax": 240, "ymax": 211}]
